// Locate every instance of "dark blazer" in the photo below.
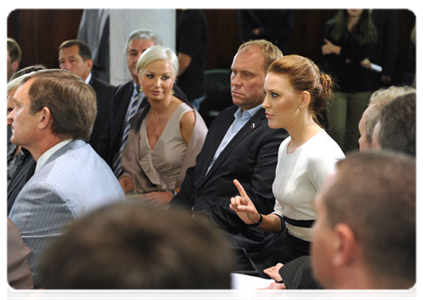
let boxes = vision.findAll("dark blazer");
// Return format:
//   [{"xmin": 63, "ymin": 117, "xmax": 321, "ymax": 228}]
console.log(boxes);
[
  {"xmin": 88, "ymin": 75, "xmax": 115, "ymax": 160},
  {"xmin": 106, "ymin": 80, "xmax": 188, "ymax": 167},
  {"xmin": 7, "ymin": 148, "xmax": 36, "ymax": 215},
  {"xmin": 172, "ymin": 106, "xmax": 288, "ymax": 241}
]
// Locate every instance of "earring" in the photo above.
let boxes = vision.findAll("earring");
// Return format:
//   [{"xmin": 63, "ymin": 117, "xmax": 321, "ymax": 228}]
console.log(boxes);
[
  {"xmin": 139, "ymin": 86, "xmax": 143, "ymax": 92},
  {"xmin": 170, "ymin": 90, "xmax": 174, "ymax": 95}
]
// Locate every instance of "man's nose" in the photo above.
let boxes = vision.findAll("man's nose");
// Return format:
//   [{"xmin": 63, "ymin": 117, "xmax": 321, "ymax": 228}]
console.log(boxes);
[
  {"xmin": 7, "ymin": 107, "xmax": 16, "ymax": 124},
  {"xmin": 231, "ymin": 73, "xmax": 241, "ymax": 86}
]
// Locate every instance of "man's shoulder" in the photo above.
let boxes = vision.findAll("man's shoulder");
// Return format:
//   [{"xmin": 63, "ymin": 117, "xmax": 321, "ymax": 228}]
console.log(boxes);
[
  {"xmin": 90, "ymin": 76, "xmax": 115, "ymax": 103},
  {"xmin": 23, "ymin": 141, "xmax": 121, "ymax": 198},
  {"xmin": 90, "ymin": 76, "xmax": 115, "ymax": 89},
  {"xmin": 213, "ymin": 105, "xmax": 238, "ymax": 119},
  {"xmin": 38, "ymin": 141, "xmax": 107, "ymax": 176},
  {"xmin": 112, "ymin": 80, "xmax": 133, "ymax": 96}
]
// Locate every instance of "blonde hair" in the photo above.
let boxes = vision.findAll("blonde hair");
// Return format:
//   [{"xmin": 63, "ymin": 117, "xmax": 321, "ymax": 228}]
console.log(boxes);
[{"xmin": 136, "ymin": 45, "xmax": 178, "ymax": 77}]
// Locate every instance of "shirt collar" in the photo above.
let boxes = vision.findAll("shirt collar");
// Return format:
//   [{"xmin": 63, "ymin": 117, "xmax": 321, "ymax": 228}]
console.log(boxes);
[
  {"xmin": 84, "ymin": 73, "xmax": 92, "ymax": 84},
  {"xmin": 35, "ymin": 139, "xmax": 73, "ymax": 173},
  {"xmin": 234, "ymin": 104, "xmax": 262, "ymax": 121},
  {"xmin": 133, "ymin": 81, "xmax": 140, "ymax": 93}
]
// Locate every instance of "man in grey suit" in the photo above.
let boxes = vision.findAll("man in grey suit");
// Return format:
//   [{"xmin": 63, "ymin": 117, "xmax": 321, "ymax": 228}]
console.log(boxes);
[{"xmin": 8, "ymin": 69, "xmax": 125, "ymax": 287}]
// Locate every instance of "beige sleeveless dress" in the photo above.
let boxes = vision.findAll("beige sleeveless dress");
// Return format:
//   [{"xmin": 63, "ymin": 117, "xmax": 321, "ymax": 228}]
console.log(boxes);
[{"xmin": 121, "ymin": 102, "xmax": 207, "ymax": 193}]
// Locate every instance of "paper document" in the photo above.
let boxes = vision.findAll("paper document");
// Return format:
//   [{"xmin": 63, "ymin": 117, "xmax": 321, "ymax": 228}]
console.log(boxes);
[
  {"xmin": 371, "ymin": 63, "xmax": 383, "ymax": 73},
  {"xmin": 231, "ymin": 273, "xmax": 291, "ymax": 300}
]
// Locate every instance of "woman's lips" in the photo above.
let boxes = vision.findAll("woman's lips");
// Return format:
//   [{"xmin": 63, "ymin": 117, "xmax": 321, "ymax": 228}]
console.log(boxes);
[{"xmin": 265, "ymin": 113, "xmax": 273, "ymax": 119}]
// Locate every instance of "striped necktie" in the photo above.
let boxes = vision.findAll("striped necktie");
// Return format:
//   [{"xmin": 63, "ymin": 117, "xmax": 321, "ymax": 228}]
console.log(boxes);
[{"xmin": 113, "ymin": 85, "xmax": 141, "ymax": 177}]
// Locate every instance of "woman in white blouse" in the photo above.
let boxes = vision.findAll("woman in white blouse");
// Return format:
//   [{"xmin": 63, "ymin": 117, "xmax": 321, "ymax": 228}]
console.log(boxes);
[{"xmin": 230, "ymin": 55, "xmax": 345, "ymax": 268}]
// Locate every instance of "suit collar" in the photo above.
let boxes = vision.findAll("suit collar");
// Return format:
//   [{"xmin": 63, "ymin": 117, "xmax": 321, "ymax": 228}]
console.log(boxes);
[
  {"xmin": 202, "ymin": 108, "xmax": 266, "ymax": 182},
  {"xmin": 36, "ymin": 139, "xmax": 72, "ymax": 173},
  {"xmin": 38, "ymin": 140, "xmax": 86, "ymax": 172},
  {"xmin": 194, "ymin": 107, "xmax": 236, "ymax": 179}
]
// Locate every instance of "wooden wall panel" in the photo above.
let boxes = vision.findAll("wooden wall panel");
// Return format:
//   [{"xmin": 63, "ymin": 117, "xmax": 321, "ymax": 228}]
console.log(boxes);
[
  {"xmin": 202, "ymin": 9, "xmax": 416, "ymax": 86},
  {"xmin": 7, "ymin": 9, "xmax": 83, "ymax": 69},
  {"xmin": 7, "ymin": 9, "xmax": 415, "ymax": 86},
  {"xmin": 203, "ymin": 9, "xmax": 240, "ymax": 70}
]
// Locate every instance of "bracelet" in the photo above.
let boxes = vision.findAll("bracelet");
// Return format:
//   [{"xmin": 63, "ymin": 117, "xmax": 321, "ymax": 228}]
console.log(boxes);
[{"xmin": 249, "ymin": 214, "xmax": 263, "ymax": 227}]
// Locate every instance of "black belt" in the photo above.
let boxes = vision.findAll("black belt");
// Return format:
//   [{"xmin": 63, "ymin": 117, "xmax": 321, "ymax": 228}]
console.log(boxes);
[{"xmin": 283, "ymin": 215, "xmax": 315, "ymax": 228}]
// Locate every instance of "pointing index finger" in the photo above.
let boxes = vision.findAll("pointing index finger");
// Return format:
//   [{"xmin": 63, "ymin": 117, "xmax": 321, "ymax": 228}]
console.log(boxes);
[{"xmin": 233, "ymin": 179, "xmax": 248, "ymax": 198}]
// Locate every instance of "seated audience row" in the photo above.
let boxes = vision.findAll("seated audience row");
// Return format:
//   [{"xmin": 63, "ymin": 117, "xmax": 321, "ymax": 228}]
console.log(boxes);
[{"xmin": 6, "ymin": 30, "xmax": 415, "ymax": 290}]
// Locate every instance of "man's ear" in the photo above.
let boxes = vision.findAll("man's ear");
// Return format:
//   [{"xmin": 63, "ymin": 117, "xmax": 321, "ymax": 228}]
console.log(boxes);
[
  {"xmin": 38, "ymin": 107, "xmax": 52, "ymax": 130},
  {"xmin": 86, "ymin": 59, "xmax": 93, "ymax": 72},
  {"xmin": 12, "ymin": 60, "xmax": 19, "ymax": 73},
  {"xmin": 331, "ymin": 223, "xmax": 358, "ymax": 267}
]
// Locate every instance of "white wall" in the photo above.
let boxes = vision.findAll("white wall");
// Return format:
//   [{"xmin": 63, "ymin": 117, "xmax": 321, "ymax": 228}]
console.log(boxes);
[{"xmin": 109, "ymin": 9, "xmax": 176, "ymax": 86}]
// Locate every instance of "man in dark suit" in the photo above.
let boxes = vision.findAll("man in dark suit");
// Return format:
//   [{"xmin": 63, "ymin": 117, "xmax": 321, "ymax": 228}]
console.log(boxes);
[
  {"xmin": 171, "ymin": 40, "xmax": 288, "ymax": 261},
  {"xmin": 59, "ymin": 39, "xmax": 114, "ymax": 160},
  {"xmin": 107, "ymin": 29, "xmax": 187, "ymax": 176}
]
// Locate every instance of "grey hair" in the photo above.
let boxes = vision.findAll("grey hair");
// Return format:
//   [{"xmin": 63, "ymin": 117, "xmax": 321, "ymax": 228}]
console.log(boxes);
[
  {"xmin": 124, "ymin": 29, "xmax": 163, "ymax": 54},
  {"xmin": 365, "ymin": 85, "xmax": 416, "ymax": 143},
  {"xmin": 136, "ymin": 45, "xmax": 179, "ymax": 77},
  {"xmin": 7, "ymin": 73, "xmax": 31, "ymax": 95},
  {"xmin": 8, "ymin": 64, "xmax": 48, "ymax": 95}
]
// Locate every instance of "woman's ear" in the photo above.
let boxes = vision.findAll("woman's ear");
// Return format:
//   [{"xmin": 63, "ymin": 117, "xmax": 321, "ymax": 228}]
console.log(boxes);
[{"xmin": 300, "ymin": 91, "xmax": 311, "ymax": 108}]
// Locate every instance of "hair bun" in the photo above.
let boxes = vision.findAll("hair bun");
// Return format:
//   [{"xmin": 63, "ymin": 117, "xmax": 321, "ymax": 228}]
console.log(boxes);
[{"xmin": 319, "ymin": 73, "xmax": 333, "ymax": 101}]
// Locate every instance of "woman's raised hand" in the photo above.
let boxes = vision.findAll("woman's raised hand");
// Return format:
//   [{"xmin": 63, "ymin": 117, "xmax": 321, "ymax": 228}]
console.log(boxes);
[{"xmin": 229, "ymin": 179, "xmax": 261, "ymax": 225}]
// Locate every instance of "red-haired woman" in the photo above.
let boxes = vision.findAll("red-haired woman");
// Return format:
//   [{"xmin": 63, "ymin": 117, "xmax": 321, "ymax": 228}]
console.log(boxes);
[{"xmin": 230, "ymin": 55, "xmax": 345, "ymax": 270}]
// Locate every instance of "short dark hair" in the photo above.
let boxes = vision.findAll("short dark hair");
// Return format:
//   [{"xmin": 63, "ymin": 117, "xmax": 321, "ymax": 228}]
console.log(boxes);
[
  {"xmin": 39, "ymin": 201, "xmax": 233, "ymax": 289},
  {"xmin": 324, "ymin": 151, "xmax": 415, "ymax": 287},
  {"xmin": 7, "ymin": 37, "xmax": 22, "ymax": 64},
  {"xmin": 21, "ymin": 69, "xmax": 97, "ymax": 141},
  {"xmin": 378, "ymin": 93, "xmax": 416, "ymax": 156},
  {"xmin": 59, "ymin": 39, "xmax": 92, "ymax": 61}
]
